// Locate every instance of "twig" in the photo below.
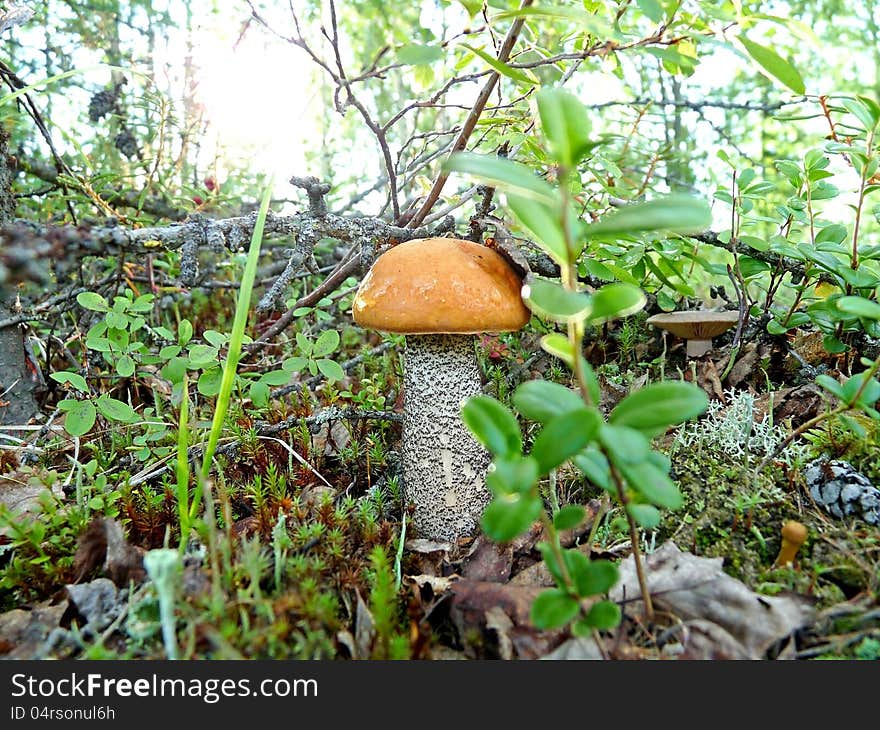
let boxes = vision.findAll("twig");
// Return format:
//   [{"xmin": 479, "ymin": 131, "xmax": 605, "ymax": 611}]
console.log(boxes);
[{"xmin": 404, "ymin": 0, "xmax": 536, "ymax": 228}]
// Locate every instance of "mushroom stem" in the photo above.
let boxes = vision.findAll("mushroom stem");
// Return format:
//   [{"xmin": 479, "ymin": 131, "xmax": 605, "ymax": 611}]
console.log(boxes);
[
  {"xmin": 402, "ymin": 334, "xmax": 491, "ymax": 541},
  {"xmin": 686, "ymin": 338, "xmax": 713, "ymax": 358},
  {"xmin": 774, "ymin": 520, "xmax": 807, "ymax": 567}
]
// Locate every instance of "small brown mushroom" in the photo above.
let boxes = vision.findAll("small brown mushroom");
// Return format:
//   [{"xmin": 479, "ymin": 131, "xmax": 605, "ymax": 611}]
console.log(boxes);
[
  {"xmin": 774, "ymin": 520, "xmax": 808, "ymax": 567},
  {"xmin": 352, "ymin": 237, "xmax": 530, "ymax": 541},
  {"xmin": 646, "ymin": 310, "xmax": 739, "ymax": 358}
]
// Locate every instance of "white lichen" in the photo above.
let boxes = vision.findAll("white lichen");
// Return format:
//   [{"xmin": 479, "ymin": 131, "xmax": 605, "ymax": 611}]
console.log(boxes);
[{"xmin": 672, "ymin": 389, "xmax": 809, "ymax": 467}]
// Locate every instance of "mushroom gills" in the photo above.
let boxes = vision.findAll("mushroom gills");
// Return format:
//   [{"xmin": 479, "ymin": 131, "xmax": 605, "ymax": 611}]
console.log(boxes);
[{"xmin": 402, "ymin": 334, "xmax": 491, "ymax": 541}]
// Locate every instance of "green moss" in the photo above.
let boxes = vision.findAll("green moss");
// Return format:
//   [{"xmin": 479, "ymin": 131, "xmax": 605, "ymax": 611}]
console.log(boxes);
[{"xmin": 660, "ymin": 394, "xmax": 878, "ymax": 611}]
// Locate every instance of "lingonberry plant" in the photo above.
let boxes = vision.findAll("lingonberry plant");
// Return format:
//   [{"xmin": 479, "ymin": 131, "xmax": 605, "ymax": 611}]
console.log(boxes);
[{"xmin": 448, "ymin": 88, "xmax": 712, "ymax": 628}]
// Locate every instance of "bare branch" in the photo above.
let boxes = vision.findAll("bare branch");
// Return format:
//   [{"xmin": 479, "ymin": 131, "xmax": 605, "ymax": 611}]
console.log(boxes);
[{"xmin": 404, "ymin": 0, "xmax": 536, "ymax": 229}]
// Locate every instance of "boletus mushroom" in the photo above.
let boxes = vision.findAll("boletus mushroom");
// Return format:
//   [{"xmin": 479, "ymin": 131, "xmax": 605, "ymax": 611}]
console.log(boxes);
[
  {"xmin": 646, "ymin": 310, "xmax": 739, "ymax": 358},
  {"xmin": 352, "ymin": 237, "xmax": 529, "ymax": 541}
]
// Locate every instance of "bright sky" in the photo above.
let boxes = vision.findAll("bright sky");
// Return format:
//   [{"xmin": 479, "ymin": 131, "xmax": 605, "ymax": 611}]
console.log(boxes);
[{"xmin": 193, "ymin": 28, "xmax": 317, "ymax": 187}]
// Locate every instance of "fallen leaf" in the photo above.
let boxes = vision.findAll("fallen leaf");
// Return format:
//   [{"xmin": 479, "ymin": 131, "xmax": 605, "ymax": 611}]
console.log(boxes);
[
  {"xmin": 461, "ymin": 534, "xmax": 513, "ymax": 582},
  {"xmin": 0, "ymin": 469, "xmax": 63, "ymax": 535},
  {"xmin": 354, "ymin": 591, "xmax": 375, "ymax": 660},
  {"xmin": 540, "ymin": 636, "xmax": 604, "ymax": 660},
  {"xmin": 407, "ymin": 574, "xmax": 456, "ymax": 595},
  {"xmin": 449, "ymin": 579, "xmax": 567, "ymax": 659},
  {"xmin": 485, "ymin": 606, "xmax": 515, "ymax": 660},
  {"xmin": 73, "ymin": 518, "xmax": 145, "ymax": 586},
  {"xmin": 611, "ymin": 542, "xmax": 814, "ymax": 659},
  {"xmin": 405, "ymin": 538, "xmax": 453, "ymax": 554},
  {"xmin": 660, "ymin": 619, "xmax": 751, "ymax": 660},
  {"xmin": 0, "ymin": 601, "xmax": 68, "ymax": 659}
]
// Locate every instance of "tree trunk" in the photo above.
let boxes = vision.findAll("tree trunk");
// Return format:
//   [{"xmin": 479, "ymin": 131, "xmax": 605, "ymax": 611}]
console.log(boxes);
[{"xmin": 0, "ymin": 124, "xmax": 40, "ymax": 427}]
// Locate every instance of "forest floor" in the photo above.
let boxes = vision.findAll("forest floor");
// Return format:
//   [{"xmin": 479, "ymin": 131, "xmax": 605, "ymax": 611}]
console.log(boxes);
[{"xmin": 1, "ymin": 306, "xmax": 878, "ymax": 661}]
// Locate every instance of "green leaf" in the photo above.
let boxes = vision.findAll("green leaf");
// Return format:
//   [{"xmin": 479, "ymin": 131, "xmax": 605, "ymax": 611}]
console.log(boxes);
[
  {"xmin": 530, "ymin": 588, "xmax": 580, "ymax": 630},
  {"xmin": 598, "ymin": 424, "xmax": 650, "ymax": 465},
  {"xmin": 312, "ymin": 329, "xmax": 340, "ymax": 357},
  {"xmin": 815, "ymin": 224, "xmax": 848, "ymax": 245},
  {"xmin": 636, "ymin": 0, "xmax": 664, "ymax": 22},
  {"xmin": 95, "ymin": 396, "xmax": 138, "ymax": 423},
  {"xmin": 61, "ymin": 400, "xmax": 97, "ymax": 437},
  {"xmin": 585, "ymin": 195, "xmax": 712, "ymax": 238},
  {"xmin": 553, "ymin": 504, "xmax": 586, "ymax": 531},
  {"xmin": 841, "ymin": 97, "xmax": 879, "ymax": 132},
  {"xmin": 816, "ymin": 374, "xmax": 846, "ymax": 401},
  {"xmin": 573, "ymin": 448, "xmax": 611, "ymax": 490},
  {"xmin": 617, "ymin": 459, "xmax": 683, "ymax": 510},
  {"xmin": 536, "ymin": 541, "xmax": 564, "ymax": 585},
  {"xmin": 491, "ymin": 6, "xmax": 612, "ymax": 38},
  {"xmin": 566, "ymin": 555, "xmax": 619, "ymax": 597},
  {"xmin": 506, "ymin": 193, "xmax": 569, "ymax": 266},
  {"xmin": 522, "ymin": 277, "xmax": 592, "ymax": 323},
  {"xmin": 316, "ymin": 358, "xmax": 345, "ymax": 381},
  {"xmin": 738, "ymin": 36, "xmax": 806, "ymax": 94},
  {"xmin": 444, "ymin": 152, "xmax": 556, "ymax": 202},
  {"xmin": 840, "ymin": 414, "xmax": 867, "ymax": 439},
  {"xmin": 487, "ymin": 455, "xmax": 539, "ymax": 496},
  {"xmin": 197, "ymin": 367, "xmax": 223, "ymax": 397},
  {"xmin": 249, "ymin": 381, "xmax": 269, "ymax": 409},
  {"xmin": 396, "ymin": 44, "xmax": 443, "ymax": 66},
  {"xmin": 540, "ymin": 333, "xmax": 575, "ymax": 366},
  {"xmin": 580, "ymin": 600, "xmax": 622, "ymax": 630},
  {"xmin": 105, "ymin": 311, "xmax": 129, "ymax": 331},
  {"xmin": 178, "ymin": 319, "xmax": 193, "ymax": 346},
  {"xmin": 116, "ymin": 355, "xmax": 135, "ymax": 378},
  {"xmin": 842, "ymin": 371, "xmax": 880, "ymax": 407},
  {"xmin": 259, "ymin": 369, "xmax": 292, "ymax": 386},
  {"xmin": 461, "ymin": 395, "xmax": 522, "ymax": 457},
  {"xmin": 203, "ymin": 330, "xmax": 227, "ymax": 348},
  {"xmin": 627, "ymin": 503, "xmax": 662, "ymax": 529},
  {"xmin": 188, "ymin": 344, "xmax": 219, "ymax": 365},
  {"xmin": 481, "ymin": 492, "xmax": 543, "ymax": 542},
  {"xmin": 461, "ymin": 43, "xmax": 537, "ymax": 85},
  {"xmin": 581, "ymin": 360, "xmax": 602, "ymax": 406},
  {"xmin": 513, "ymin": 380, "xmax": 584, "ymax": 423},
  {"xmin": 610, "ymin": 381, "xmax": 709, "ymax": 436},
  {"xmin": 586, "ymin": 283, "xmax": 646, "ymax": 324},
  {"xmin": 530, "ymin": 407, "xmax": 601, "ymax": 474},
  {"xmin": 282, "ymin": 356, "xmax": 309, "ymax": 372},
  {"xmin": 161, "ymin": 357, "xmax": 188, "ymax": 384},
  {"xmin": 49, "ymin": 371, "xmax": 89, "ymax": 393},
  {"xmin": 76, "ymin": 292, "xmax": 108, "ymax": 312},
  {"xmin": 536, "ymin": 87, "xmax": 593, "ymax": 167},
  {"xmin": 456, "ymin": 0, "xmax": 481, "ymax": 18},
  {"xmin": 838, "ymin": 296, "xmax": 880, "ymax": 321}
]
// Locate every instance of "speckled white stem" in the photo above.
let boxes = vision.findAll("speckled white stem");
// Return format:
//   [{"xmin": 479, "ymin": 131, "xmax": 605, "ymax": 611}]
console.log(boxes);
[{"xmin": 403, "ymin": 334, "xmax": 491, "ymax": 542}]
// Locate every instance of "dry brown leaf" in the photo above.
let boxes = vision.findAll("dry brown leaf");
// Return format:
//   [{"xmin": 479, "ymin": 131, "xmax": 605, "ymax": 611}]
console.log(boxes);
[
  {"xmin": 0, "ymin": 601, "xmax": 68, "ymax": 658},
  {"xmin": 73, "ymin": 518, "xmax": 145, "ymax": 586},
  {"xmin": 461, "ymin": 534, "xmax": 513, "ymax": 582},
  {"xmin": 0, "ymin": 469, "xmax": 63, "ymax": 535},
  {"xmin": 540, "ymin": 636, "xmax": 604, "ymax": 660},
  {"xmin": 450, "ymin": 579, "xmax": 566, "ymax": 659},
  {"xmin": 354, "ymin": 591, "xmax": 375, "ymax": 660},
  {"xmin": 406, "ymin": 538, "xmax": 453, "ymax": 554},
  {"xmin": 611, "ymin": 542, "xmax": 814, "ymax": 659},
  {"xmin": 407, "ymin": 574, "xmax": 457, "ymax": 594}
]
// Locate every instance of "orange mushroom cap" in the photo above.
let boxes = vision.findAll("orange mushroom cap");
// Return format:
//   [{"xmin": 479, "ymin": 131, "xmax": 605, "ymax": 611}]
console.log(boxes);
[{"xmin": 352, "ymin": 238, "xmax": 530, "ymax": 335}]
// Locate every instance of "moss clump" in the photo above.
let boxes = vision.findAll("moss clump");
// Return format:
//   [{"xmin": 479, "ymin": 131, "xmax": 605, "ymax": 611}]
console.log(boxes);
[{"xmin": 659, "ymin": 390, "xmax": 878, "ymax": 609}]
